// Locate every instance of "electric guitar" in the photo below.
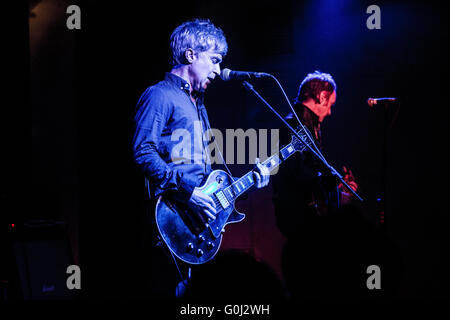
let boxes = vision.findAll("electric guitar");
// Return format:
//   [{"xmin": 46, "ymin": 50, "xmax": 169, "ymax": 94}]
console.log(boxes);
[{"xmin": 155, "ymin": 128, "xmax": 313, "ymax": 264}]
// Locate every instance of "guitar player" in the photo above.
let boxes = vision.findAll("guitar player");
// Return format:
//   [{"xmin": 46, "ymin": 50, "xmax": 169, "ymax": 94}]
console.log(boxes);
[
  {"xmin": 132, "ymin": 18, "xmax": 270, "ymax": 299},
  {"xmin": 272, "ymin": 71, "xmax": 365, "ymax": 298}
]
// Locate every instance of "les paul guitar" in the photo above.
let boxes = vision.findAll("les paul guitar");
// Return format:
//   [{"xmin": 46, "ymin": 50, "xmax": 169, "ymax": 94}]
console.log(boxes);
[{"xmin": 155, "ymin": 128, "xmax": 312, "ymax": 264}]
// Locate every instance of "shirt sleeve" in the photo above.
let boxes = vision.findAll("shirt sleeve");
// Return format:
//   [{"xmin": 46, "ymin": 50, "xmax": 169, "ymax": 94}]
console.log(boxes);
[{"xmin": 132, "ymin": 86, "xmax": 197, "ymax": 204}]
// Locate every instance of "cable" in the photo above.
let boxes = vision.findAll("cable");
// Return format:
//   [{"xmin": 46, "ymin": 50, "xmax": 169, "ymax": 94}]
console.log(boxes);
[{"xmin": 167, "ymin": 244, "xmax": 186, "ymax": 282}]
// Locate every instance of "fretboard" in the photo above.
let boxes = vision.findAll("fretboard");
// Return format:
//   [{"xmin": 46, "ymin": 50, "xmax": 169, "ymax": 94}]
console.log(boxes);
[{"xmin": 221, "ymin": 140, "xmax": 305, "ymax": 201}]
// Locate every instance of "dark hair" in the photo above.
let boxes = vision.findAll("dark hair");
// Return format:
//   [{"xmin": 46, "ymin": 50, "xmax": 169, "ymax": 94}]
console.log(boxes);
[
  {"xmin": 170, "ymin": 18, "xmax": 228, "ymax": 66},
  {"xmin": 295, "ymin": 71, "xmax": 337, "ymax": 104}
]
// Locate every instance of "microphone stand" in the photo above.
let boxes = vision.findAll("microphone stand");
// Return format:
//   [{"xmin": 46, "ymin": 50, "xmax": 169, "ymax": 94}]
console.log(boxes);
[
  {"xmin": 242, "ymin": 81, "xmax": 363, "ymax": 202},
  {"xmin": 376, "ymin": 98, "xmax": 399, "ymax": 228}
]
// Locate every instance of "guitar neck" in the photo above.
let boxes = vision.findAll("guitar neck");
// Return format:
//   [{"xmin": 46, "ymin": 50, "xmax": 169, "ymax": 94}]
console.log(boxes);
[{"xmin": 226, "ymin": 141, "xmax": 301, "ymax": 199}]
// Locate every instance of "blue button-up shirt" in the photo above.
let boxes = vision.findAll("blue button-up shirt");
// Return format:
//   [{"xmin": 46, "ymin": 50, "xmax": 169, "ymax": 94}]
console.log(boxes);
[{"xmin": 132, "ymin": 73, "xmax": 212, "ymax": 203}]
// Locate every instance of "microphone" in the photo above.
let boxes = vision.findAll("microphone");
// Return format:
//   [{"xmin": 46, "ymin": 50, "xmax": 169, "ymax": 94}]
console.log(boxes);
[
  {"xmin": 220, "ymin": 68, "xmax": 270, "ymax": 81},
  {"xmin": 367, "ymin": 97, "xmax": 397, "ymax": 107}
]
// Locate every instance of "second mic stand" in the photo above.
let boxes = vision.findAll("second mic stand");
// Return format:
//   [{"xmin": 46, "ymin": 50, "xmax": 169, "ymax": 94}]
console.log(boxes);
[{"xmin": 242, "ymin": 80, "xmax": 363, "ymax": 202}]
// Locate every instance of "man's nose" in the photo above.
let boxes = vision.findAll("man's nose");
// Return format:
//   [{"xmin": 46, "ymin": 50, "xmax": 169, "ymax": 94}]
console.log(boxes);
[{"xmin": 213, "ymin": 64, "xmax": 221, "ymax": 76}]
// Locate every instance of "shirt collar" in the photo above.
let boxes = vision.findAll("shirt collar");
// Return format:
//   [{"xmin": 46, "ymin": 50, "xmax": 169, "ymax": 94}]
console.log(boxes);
[
  {"xmin": 297, "ymin": 103, "xmax": 319, "ymax": 125},
  {"xmin": 165, "ymin": 72, "xmax": 191, "ymax": 93},
  {"xmin": 164, "ymin": 72, "xmax": 205, "ymax": 104}
]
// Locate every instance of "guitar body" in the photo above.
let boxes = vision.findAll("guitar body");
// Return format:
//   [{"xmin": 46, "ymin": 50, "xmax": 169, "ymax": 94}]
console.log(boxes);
[
  {"xmin": 155, "ymin": 127, "xmax": 311, "ymax": 265},
  {"xmin": 155, "ymin": 170, "xmax": 245, "ymax": 264}
]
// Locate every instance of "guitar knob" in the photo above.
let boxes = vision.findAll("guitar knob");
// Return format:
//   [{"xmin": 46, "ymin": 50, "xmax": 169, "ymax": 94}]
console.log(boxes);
[
  {"xmin": 207, "ymin": 242, "xmax": 214, "ymax": 250},
  {"xmin": 186, "ymin": 243, "xmax": 194, "ymax": 252},
  {"xmin": 196, "ymin": 249, "xmax": 204, "ymax": 257},
  {"xmin": 198, "ymin": 235, "xmax": 205, "ymax": 243}
]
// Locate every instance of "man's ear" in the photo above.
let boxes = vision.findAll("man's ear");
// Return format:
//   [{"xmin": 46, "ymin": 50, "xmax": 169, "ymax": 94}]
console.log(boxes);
[
  {"xmin": 185, "ymin": 48, "xmax": 196, "ymax": 63},
  {"xmin": 319, "ymin": 91, "xmax": 329, "ymax": 104}
]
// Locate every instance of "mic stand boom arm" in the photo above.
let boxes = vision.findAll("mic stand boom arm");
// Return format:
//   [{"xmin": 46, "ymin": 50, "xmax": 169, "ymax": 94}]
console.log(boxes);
[{"xmin": 242, "ymin": 81, "xmax": 363, "ymax": 202}]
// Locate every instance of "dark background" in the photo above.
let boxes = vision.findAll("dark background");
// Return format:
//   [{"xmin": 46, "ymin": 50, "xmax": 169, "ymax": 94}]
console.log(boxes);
[{"xmin": 5, "ymin": 0, "xmax": 449, "ymax": 300}]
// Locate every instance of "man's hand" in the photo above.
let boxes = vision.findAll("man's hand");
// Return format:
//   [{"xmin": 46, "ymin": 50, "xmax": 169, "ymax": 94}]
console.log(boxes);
[
  {"xmin": 338, "ymin": 166, "xmax": 358, "ymax": 205},
  {"xmin": 188, "ymin": 188, "xmax": 217, "ymax": 222},
  {"xmin": 254, "ymin": 158, "xmax": 270, "ymax": 189}
]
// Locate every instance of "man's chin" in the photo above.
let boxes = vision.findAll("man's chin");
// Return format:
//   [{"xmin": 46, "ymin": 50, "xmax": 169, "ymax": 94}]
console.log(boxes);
[{"xmin": 203, "ymin": 77, "xmax": 214, "ymax": 89}]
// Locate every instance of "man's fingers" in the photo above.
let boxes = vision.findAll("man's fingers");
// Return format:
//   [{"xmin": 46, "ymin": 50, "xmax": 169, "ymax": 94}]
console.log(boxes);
[
  {"xmin": 256, "ymin": 162, "xmax": 266, "ymax": 174},
  {"xmin": 258, "ymin": 163, "xmax": 270, "ymax": 187},
  {"xmin": 204, "ymin": 209, "xmax": 216, "ymax": 220},
  {"xmin": 198, "ymin": 192, "xmax": 216, "ymax": 212},
  {"xmin": 206, "ymin": 196, "xmax": 216, "ymax": 211},
  {"xmin": 348, "ymin": 181, "xmax": 358, "ymax": 191},
  {"xmin": 254, "ymin": 171, "xmax": 262, "ymax": 187},
  {"xmin": 205, "ymin": 200, "xmax": 216, "ymax": 215},
  {"xmin": 263, "ymin": 166, "xmax": 270, "ymax": 184},
  {"xmin": 189, "ymin": 190, "xmax": 217, "ymax": 221},
  {"xmin": 254, "ymin": 159, "xmax": 270, "ymax": 188},
  {"xmin": 203, "ymin": 194, "xmax": 216, "ymax": 213}
]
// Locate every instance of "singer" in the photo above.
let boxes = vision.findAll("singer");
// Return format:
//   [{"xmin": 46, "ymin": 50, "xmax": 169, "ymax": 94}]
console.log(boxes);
[
  {"xmin": 272, "ymin": 71, "xmax": 363, "ymax": 299},
  {"xmin": 132, "ymin": 18, "xmax": 270, "ymax": 299}
]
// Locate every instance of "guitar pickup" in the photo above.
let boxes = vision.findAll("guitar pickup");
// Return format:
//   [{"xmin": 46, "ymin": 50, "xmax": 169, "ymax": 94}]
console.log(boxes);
[{"xmin": 215, "ymin": 191, "xmax": 230, "ymax": 209}]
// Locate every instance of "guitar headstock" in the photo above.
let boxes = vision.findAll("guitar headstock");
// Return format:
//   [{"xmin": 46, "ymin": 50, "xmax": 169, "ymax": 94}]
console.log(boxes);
[{"xmin": 290, "ymin": 126, "xmax": 314, "ymax": 152}]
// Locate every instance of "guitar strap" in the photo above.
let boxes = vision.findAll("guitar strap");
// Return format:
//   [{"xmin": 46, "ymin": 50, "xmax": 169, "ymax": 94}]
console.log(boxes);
[
  {"xmin": 166, "ymin": 238, "xmax": 191, "ymax": 295},
  {"xmin": 201, "ymin": 108, "xmax": 236, "ymax": 182},
  {"xmin": 142, "ymin": 178, "xmax": 189, "ymax": 291}
]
